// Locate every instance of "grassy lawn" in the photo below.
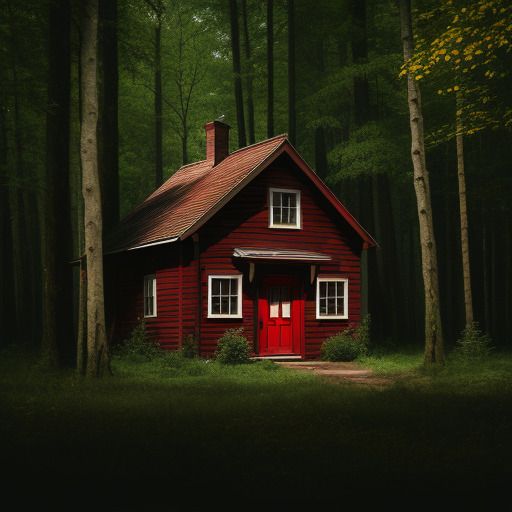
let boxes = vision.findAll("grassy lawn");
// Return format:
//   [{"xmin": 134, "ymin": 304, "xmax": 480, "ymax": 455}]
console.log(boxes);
[{"xmin": 1, "ymin": 347, "xmax": 512, "ymax": 501}]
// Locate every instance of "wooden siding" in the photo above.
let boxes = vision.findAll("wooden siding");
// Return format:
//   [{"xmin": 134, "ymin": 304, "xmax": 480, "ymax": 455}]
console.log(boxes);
[
  {"xmin": 109, "ymin": 153, "xmax": 362, "ymax": 359},
  {"xmin": 198, "ymin": 153, "xmax": 362, "ymax": 358}
]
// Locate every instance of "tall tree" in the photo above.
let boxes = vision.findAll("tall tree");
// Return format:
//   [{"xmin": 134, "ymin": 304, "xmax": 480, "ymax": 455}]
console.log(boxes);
[
  {"xmin": 266, "ymin": 0, "xmax": 274, "ymax": 138},
  {"xmin": 42, "ymin": 0, "xmax": 72, "ymax": 365},
  {"xmin": 99, "ymin": 0, "xmax": 119, "ymax": 231},
  {"xmin": 240, "ymin": 0, "xmax": 255, "ymax": 144},
  {"xmin": 81, "ymin": 0, "xmax": 110, "ymax": 377},
  {"xmin": 229, "ymin": 0, "xmax": 246, "ymax": 148},
  {"xmin": 287, "ymin": 0, "xmax": 296, "ymax": 144},
  {"xmin": 456, "ymin": 98, "xmax": 473, "ymax": 326},
  {"xmin": 400, "ymin": 0, "xmax": 444, "ymax": 365}
]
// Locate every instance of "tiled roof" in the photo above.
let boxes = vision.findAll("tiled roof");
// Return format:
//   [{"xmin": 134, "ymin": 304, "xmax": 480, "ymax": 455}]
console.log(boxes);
[{"xmin": 105, "ymin": 135, "xmax": 288, "ymax": 253}]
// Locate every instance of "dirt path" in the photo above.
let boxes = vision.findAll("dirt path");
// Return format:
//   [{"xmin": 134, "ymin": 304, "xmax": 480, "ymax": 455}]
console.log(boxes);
[{"xmin": 277, "ymin": 361, "xmax": 394, "ymax": 387}]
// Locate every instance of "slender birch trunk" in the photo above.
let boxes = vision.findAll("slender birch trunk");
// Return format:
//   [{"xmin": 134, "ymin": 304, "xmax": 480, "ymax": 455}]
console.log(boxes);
[
  {"xmin": 400, "ymin": 0, "xmax": 444, "ymax": 365},
  {"xmin": 456, "ymin": 95, "xmax": 473, "ymax": 326},
  {"xmin": 81, "ymin": 0, "xmax": 110, "ymax": 377}
]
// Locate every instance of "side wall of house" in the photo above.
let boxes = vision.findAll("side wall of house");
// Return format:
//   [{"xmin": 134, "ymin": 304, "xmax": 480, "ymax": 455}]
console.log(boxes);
[
  {"xmin": 199, "ymin": 153, "xmax": 362, "ymax": 359},
  {"xmin": 107, "ymin": 239, "xmax": 198, "ymax": 350}
]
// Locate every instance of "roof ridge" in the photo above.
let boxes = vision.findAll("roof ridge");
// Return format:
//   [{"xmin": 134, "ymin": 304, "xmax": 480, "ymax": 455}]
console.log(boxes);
[{"xmin": 226, "ymin": 133, "xmax": 288, "ymax": 159}]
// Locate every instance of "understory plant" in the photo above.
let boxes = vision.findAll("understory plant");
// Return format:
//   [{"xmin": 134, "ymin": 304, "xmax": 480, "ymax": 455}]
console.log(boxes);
[
  {"xmin": 215, "ymin": 327, "xmax": 251, "ymax": 364},
  {"xmin": 321, "ymin": 316, "xmax": 370, "ymax": 362},
  {"xmin": 453, "ymin": 322, "xmax": 493, "ymax": 361},
  {"xmin": 116, "ymin": 319, "xmax": 161, "ymax": 360},
  {"xmin": 181, "ymin": 334, "xmax": 198, "ymax": 359}
]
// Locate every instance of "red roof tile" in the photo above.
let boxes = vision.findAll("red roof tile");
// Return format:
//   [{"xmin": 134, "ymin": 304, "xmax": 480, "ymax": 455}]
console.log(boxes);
[
  {"xmin": 105, "ymin": 135, "xmax": 288, "ymax": 253},
  {"xmin": 105, "ymin": 134, "xmax": 377, "ymax": 253}
]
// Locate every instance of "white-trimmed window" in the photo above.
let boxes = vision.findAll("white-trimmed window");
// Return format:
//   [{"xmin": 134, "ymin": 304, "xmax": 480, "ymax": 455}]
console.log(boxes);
[
  {"xmin": 269, "ymin": 188, "xmax": 301, "ymax": 229},
  {"xmin": 143, "ymin": 274, "xmax": 157, "ymax": 318},
  {"xmin": 208, "ymin": 275, "xmax": 243, "ymax": 318},
  {"xmin": 316, "ymin": 277, "xmax": 348, "ymax": 319}
]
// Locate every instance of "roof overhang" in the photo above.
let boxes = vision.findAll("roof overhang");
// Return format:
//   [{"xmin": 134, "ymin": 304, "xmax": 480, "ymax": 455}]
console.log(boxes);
[{"xmin": 233, "ymin": 247, "xmax": 332, "ymax": 262}]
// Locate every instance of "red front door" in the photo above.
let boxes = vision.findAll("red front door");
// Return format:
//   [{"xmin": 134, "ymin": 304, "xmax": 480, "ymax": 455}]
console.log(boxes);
[{"xmin": 258, "ymin": 276, "xmax": 303, "ymax": 356}]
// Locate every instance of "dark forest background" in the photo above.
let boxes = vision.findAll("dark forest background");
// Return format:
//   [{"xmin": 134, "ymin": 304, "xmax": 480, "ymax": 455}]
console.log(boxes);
[{"xmin": 0, "ymin": 0, "xmax": 511, "ymax": 362}]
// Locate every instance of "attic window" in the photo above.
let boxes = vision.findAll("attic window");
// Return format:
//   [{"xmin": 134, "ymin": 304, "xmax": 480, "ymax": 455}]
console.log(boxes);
[{"xmin": 269, "ymin": 188, "xmax": 301, "ymax": 229}]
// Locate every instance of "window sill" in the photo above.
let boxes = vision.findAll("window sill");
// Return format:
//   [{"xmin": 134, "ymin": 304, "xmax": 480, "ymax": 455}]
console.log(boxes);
[
  {"xmin": 207, "ymin": 314, "xmax": 243, "ymax": 319},
  {"xmin": 268, "ymin": 224, "xmax": 301, "ymax": 230},
  {"xmin": 316, "ymin": 315, "xmax": 348, "ymax": 320}
]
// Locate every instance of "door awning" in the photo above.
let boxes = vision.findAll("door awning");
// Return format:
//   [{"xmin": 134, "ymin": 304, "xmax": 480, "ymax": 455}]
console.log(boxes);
[{"xmin": 233, "ymin": 247, "xmax": 332, "ymax": 262}]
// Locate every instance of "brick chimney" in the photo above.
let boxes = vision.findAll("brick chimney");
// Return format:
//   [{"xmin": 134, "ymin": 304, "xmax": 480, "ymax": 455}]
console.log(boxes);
[{"xmin": 205, "ymin": 120, "xmax": 230, "ymax": 166}]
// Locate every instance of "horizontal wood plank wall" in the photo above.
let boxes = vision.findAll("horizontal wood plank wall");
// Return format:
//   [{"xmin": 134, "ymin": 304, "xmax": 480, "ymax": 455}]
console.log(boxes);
[{"xmin": 199, "ymin": 153, "xmax": 362, "ymax": 358}]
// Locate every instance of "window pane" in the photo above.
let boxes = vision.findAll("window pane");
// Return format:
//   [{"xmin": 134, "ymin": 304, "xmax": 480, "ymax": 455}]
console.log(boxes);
[
  {"xmin": 320, "ymin": 282, "xmax": 327, "ymax": 299},
  {"xmin": 273, "ymin": 207, "xmax": 282, "ymax": 224},
  {"xmin": 289, "ymin": 208, "xmax": 297, "ymax": 225},
  {"xmin": 230, "ymin": 296, "xmax": 238, "ymax": 315},
  {"xmin": 327, "ymin": 298, "xmax": 336, "ymax": 314},
  {"xmin": 288, "ymin": 193, "xmax": 296, "ymax": 207},
  {"xmin": 328, "ymin": 282, "xmax": 337, "ymax": 297},
  {"xmin": 336, "ymin": 297, "xmax": 344, "ymax": 316},
  {"xmin": 319, "ymin": 298, "xmax": 327, "ymax": 315},
  {"xmin": 221, "ymin": 297, "xmax": 229, "ymax": 314},
  {"xmin": 212, "ymin": 279, "xmax": 220, "ymax": 295},
  {"xmin": 281, "ymin": 287, "xmax": 291, "ymax": 318},
  {"xmin": 269, "ymin": 287, "xmax": 280, "ymax": 318},
  {"xmin": 272, "ymin": 192, "xmax": 282, "ymax": 207},
  {"xmin": 212, "ymin": 296, "xmax": 221, "ymax": 314},
  {"xmin": 230, "ymin": 278, "xmax": 238, "ymax": 295}
]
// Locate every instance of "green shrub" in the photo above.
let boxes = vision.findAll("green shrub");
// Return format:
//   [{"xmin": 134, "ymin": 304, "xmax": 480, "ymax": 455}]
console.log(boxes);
[
  {"xmin": 321, "ymin": 321, "xmax": 369, "ymax": 362},
  {"xmin": 215, "ymin": 328, "xmax": 251, "ymax": 365},
  {"xmin": 181, "ymin": 334, "xmax": 198, "ymax": 359},
  {"xmin": 116, "ymin": 319, "xmax": 161, "ymax": 360},
  {"xmin": 454, "ymin": 322, "xmax": 493, "ymax": 360}
]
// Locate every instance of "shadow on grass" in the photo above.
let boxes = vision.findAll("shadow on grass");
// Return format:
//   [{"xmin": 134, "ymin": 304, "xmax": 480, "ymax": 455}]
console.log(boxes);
[{"xmin": 1, "ymin": 347, "xmax": 512, "ymax": 501}]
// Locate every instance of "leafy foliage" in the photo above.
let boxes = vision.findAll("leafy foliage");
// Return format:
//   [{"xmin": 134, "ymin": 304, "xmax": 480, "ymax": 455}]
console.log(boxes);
[
  {"xmin": 321, "ymin": 318, "xmax": 370, "ymax": 362},
  {"xmin": 116, "ymin": 319, "xmax": 161, "ymax": 360},
  {"xmin": 454, "ymin": 322, "xmax": 493, "ymax": 360},
  {"xmin": 215, "ymin": 328, "xmax": 251, "ymax": 365},
  {"xmin": 181, "ymin": 334, "xmax": 198, "ymax": 358}
]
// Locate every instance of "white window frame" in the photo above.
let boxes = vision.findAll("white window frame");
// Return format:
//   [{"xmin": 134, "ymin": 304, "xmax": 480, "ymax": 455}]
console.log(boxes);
[
  {"xmin": 208, "ymin": 274, "xmax": 243, "ymax": 319},
  {"xmin": 143, "ymin": 274, "xmax": 157, "ymax": 318},
  {"xmin": 268, "ymin": 187, "xmax": 301, "ymax": 229},
  {"xmin": 316, "ymin": 277, "xmax": 348, "ymax": 320}
]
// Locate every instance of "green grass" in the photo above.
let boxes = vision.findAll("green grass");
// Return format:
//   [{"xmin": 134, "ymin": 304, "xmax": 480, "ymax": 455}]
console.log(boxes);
[{"xmin": 1, "ymin": 347, "xmax": 512, "ymax": 501}]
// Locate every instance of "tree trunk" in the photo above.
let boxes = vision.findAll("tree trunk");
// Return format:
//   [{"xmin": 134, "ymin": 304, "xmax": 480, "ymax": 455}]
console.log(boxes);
[
  {"xmin": 241, "ymin": 0, "xmax": 255, "ymax": 144},
  {"xmin": 351, "ymin": 0, "xmax": 370, "ymax": 125},
  {"xmin": 287, "ymin": 0, "xmax": 296, "ymax": 145},
  {"xmin": 456, "ymin": 98, "xmax": 473, "ymax": 326},
  {"xmin": 42, "ymin": 0, "xmax": 72, "ymax": 366},
  {"xmin": 99, "ymin": 0, "xmax": 119, "ymax": 231},
  {"xmin": 267, "ymin": 0, "xmax": 274, "ymax": 138},
  {"xmin": 76, "ymin": 258, "xmax": 88, "ymax": 374},
  {"xmin": 81, "ymin": 0, "xmax": 110, "ymax": 377},
  {"xmin": 0, "ymin": 103, "xmax": 15, "ymax": 347},
  {"xmin": 154, "ymin": 16, "xmax": 163, "ymax": 186},
  {"xmin": 229, "ymin": 0, "xmax": 246, "ymax": 148},
  {"xmin": 400, "ymin": 0, "xmax": 444, "ymax": 365}
]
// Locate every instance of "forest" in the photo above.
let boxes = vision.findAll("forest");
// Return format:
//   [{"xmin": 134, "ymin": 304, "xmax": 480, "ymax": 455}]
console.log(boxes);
[{"xmin": 0, "ymin": 0, "xmax": 511, "ymax": 369}]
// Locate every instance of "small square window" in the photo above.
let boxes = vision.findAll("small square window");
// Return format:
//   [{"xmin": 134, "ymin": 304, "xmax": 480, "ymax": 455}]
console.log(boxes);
[
  {"xmin": 208, "ymin": 275, "xmax": 243, "ymax": 318},
  {"xmin": 316, "ymin": 278, "xmax": 348, "ymax": 319},
  {"xmin": 269, "ymin": 188, "xmax": 301, "ymax": 229}
]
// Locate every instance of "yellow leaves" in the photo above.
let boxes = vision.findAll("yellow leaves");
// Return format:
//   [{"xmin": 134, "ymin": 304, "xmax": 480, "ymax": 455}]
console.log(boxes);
[
  {"xmin": 451, "ymin": 49, "xmax": 460, "ymax": 55},
  {"xmin": 399, "ymin": 68, "xmax": 407, "ymax": 78},
  {"xmin": 439, "ymin": 48, "xmax": 447, "ymax": 55},
  {"xmin": 456, "ymin": 37, "xmax": 463, "ymax": 43},
  {"xmin": 465, "ymin": 54, "xmax": 473, "ymax": 60},
  {"xmin": 475, "ymin": 49, "xmax": 483, "ymax": 55},
  {"xmin": 415, "ymin": 75, "xmax": 424, "ymax": 80},
  {"xmin": 445, "ymin": 54, "xmax": 451, "ymax": 61},
  {"xmin": 453, "ymin": 85, "xmax": 460, "ymax": 91},
  {"xmin": 437, "ymin": 89, "xmax": 444, "ymax": 95}
]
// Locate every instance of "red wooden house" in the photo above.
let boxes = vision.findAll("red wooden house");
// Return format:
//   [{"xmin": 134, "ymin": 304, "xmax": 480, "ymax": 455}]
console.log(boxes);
[{"xmin": 105, "ymin": 121, "xmax": 376, "ymax": 359}]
